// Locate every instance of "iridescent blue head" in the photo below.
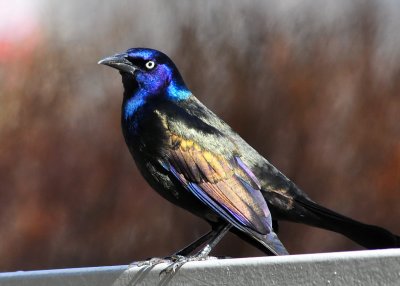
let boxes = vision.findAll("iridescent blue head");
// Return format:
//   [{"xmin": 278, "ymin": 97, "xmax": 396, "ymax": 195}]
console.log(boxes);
[{"xmin": 98, "ymin": 48, "xmax": 191, "ymax": 101}]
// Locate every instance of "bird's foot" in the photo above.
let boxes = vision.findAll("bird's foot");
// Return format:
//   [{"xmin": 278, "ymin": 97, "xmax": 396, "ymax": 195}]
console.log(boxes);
[
  {"xmin": 160, "ymin": 254, "xmax": 218, "ymax": 276},
  {"xmin": 130, "ymin": 256, "xmax": 173, "ymax": 268}
]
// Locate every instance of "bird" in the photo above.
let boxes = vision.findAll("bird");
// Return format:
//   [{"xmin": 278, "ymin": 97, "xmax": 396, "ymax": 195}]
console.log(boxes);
[{"xmin": 98, "ymin": 48, "xmax": 399, "ymax": 271}]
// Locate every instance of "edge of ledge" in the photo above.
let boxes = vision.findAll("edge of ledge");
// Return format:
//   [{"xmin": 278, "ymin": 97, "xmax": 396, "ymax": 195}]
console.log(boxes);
[{"xmin": 1, "ymin": 249, "xmax": 400, "ymax": 286}]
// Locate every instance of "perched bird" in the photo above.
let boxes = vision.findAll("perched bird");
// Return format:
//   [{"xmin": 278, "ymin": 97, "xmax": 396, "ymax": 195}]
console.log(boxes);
[{"xmin": 99, "ymin": 48, "xmax": 399, "ymax": 270}]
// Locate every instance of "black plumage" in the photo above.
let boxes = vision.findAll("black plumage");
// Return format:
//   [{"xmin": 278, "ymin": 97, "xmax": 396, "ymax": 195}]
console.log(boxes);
[{"xmin": 99, "ymin": 48, "xmax": 399, "ymax": 270}]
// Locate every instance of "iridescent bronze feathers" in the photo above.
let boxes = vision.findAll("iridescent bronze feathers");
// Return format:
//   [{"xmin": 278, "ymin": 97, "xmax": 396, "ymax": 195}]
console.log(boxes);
[{"xmin": 166, "ymin": 134, "xmax": 272, "ymax": 235}]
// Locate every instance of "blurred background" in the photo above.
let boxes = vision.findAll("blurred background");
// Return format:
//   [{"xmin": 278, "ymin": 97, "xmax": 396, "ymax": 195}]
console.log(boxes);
[{"xmin": 0, "ymin": 0, "xmax": 399, "ymax": 271}]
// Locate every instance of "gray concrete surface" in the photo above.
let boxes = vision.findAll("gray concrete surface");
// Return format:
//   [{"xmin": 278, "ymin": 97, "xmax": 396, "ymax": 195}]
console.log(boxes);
[{"xmin": 0, "ymin": 249, "xmax": 399, "ymax": 285}]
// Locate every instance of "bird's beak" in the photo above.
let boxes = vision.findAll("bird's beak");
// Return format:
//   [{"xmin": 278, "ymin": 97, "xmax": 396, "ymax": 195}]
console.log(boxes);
[{"xmin": 98, "ymin": 53, "xmax": 136, "ymax": 75}]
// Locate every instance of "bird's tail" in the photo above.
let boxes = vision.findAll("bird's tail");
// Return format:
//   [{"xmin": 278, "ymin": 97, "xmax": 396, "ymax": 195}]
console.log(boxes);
[{"xmin": 294, "ymin": 196, "xmax": 400, "ymax": 249}]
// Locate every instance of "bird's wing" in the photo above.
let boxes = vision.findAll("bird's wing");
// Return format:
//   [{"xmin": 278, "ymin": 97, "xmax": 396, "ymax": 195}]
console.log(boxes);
[{"xmin": 162, "ymin": 134, "xmax": 273, "ymax": 236}]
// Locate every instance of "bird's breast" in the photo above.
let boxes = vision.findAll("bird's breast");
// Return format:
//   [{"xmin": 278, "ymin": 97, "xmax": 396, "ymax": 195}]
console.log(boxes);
[{"xmin": 121, "ymin": 102, "xmax": 169, "ymax": 158}]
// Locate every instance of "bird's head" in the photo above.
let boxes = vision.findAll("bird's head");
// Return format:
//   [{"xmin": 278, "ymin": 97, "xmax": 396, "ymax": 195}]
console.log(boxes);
[{"xmin": 98, "ymin": 48, "xmax": 191, "ymax": 100}]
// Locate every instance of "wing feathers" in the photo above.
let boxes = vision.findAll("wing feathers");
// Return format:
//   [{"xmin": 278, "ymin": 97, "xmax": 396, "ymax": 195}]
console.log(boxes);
[{"xmin": 165, "ymin": 134, "xmax": 272, "ymax": 235}]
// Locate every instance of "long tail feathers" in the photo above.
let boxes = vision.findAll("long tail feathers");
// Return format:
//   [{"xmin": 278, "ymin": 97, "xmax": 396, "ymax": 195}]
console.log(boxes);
[{"xmin": 294, "ymin": 197, "xmax": 400, "ymax": 249}]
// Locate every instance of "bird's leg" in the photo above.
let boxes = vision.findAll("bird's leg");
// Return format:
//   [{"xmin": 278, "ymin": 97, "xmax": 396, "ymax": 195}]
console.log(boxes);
[
  {"xmin": 132, "ymin": 229, "xmax": 216, "ymax": 267},
  {"xmin": 161, "ymin": 224, "xmax": 232, "ymax": 275},
  {"xmin": 173, "ymin": 229, "xmax": 216, "ymax": 256}
]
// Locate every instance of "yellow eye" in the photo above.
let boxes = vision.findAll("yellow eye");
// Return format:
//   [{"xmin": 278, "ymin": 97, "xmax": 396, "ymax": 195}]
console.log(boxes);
[{"xmin": 145, "ymin": 60, "xmax": 155, "ymax": 70}]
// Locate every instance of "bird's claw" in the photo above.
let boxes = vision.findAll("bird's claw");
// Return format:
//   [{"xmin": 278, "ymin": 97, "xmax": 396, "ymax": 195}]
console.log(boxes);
[
  {"xmin": 169, "ymin": 254, "xmax": 185, "ymax": 262},
  {"xmin": 160, "ymin": 255, "xmax": 218, "ymax": 276},
  {"xmin": 160, "ymin": 258, "xmax": 185, "ymax": 276},
  {"xmin": 131, "ymin": 257, "xmax": 172, "ymax": 268}
]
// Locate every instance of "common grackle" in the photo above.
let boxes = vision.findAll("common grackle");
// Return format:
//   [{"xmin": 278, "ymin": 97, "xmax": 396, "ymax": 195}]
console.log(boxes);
[{"xmin": 99, "ymin": 48, "xmax": 399, "ymax": 270}]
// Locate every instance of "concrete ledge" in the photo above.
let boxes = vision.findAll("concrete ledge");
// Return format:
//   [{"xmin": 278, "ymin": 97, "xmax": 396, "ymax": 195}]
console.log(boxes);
[{"xmin": 1, "ymin": 249, "xmax": 400, "ymax": 285}]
